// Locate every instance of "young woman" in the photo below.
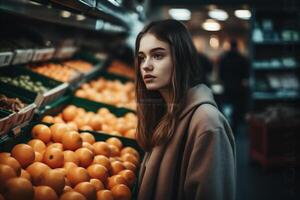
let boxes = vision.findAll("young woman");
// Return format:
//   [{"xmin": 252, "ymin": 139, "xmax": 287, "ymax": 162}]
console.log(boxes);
[{"xmin": 135, "ymin": 19, "xmax": 236, "ymax": 200}]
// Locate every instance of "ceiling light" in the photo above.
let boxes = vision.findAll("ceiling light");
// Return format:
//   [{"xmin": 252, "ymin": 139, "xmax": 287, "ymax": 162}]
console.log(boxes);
[
  {"xmin": 234, "ymin": 9, "xmax": 251, "ymax": 20},
  {"xmin": 202, "ymin": 19, "xmax": 221, "ymax": 31},
  {"xmin": 168, "ymin": 8, "xmax": 191, "ymax": 21},
  {"xmin": 61, "ymin": 11, "xmax": 71, "ymax": 18},
  {"xmin": 208, "ymin": 9, "xmax": 228, "ymax": 21},
  {"xmin": 76, "ymin": 14, "xmax": 86, "ymax": 21}
]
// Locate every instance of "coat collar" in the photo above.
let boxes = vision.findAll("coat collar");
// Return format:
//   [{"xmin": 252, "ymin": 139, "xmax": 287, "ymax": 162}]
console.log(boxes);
[{"xmin": 179, "ymin": 84, "xmax": 217, "ymax": 119}]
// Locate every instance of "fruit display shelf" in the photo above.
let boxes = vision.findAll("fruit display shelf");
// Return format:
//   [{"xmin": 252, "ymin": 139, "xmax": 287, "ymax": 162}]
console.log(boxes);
[
  {"xmin": 0, "ymin": 121, "xmax": 143, "ymax": 200},
  {"xmin": 75, "ymin": 71, "xmax": 136, "ymax": 111},
  {"xmin": 0, "ymin": 66, "xmax": 68, "ymax": 109},
  {"xmin": 36, "ymin": 95, "xmax": 137, "ymax": 140}
]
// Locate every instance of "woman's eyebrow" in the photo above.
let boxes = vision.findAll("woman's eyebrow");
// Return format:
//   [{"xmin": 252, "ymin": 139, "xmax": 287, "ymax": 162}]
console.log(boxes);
[{"xmin": 138, "ymin": 47, "xmax": 166, "ymax": 55}]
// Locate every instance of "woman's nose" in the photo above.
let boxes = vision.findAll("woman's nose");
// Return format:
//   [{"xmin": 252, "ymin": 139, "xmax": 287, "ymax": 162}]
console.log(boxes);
[{"xmin": 142, "ymin": 58, "xmax": 154, "ymax": 71}]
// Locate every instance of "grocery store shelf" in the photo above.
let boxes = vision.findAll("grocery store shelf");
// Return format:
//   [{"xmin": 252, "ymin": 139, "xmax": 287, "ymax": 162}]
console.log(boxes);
[
  {"xmin": 253, "ymin": 91, "xmax": 300, "ymax": 100},
  {"xmin": 253, "ymin": 66, "xmax": 300, "ymax": 71},
  {"xmin": 253, "ymin": 41, "xmax": 300, "ymax": 45},
  {"xmin": 0, "ymin": 0, "xmax": 127, "ymax": 33}
]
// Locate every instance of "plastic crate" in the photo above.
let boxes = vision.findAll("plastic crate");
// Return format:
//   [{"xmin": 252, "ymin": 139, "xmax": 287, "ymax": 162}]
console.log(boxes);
[
  {"xmin": 247, "ymin": 114, "xmax": 300, "ymax": 168},
  {"xmin": 0, "ymin": 66, "xmax": 68, "ymax": 108},
  {"xmin": 0, "ymin": 109, "xmax": 16, "ymax": 136},
  {"xmin": 0, "ymin": 87, "xmax": 36, "ymax": 132}
]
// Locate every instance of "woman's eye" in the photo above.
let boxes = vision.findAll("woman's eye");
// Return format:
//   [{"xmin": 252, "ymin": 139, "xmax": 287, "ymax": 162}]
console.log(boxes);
[
  {"xmin": 139, "ymin": 56, "xmax": 145, "ymax": 62},
  {"xmin": 153, "ymin": 54, "xmax": 163, "ymax": 60}
]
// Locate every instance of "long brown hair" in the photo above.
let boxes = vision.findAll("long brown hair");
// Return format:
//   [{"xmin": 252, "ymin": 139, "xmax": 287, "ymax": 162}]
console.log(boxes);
[{"xmin": 135, "ymin": 19, "xmax": 203, "ymax": 151}]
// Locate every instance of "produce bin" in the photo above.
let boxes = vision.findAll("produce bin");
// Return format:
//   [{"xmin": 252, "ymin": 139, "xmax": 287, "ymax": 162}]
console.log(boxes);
[
  {"xmin": 0, "ymin": 66, "xmax": 68, "ymax": 108},
  {"xmin": 0, "ymin": 86, "xmax": 36, "ymax": 131},
  {"xmin": 0, "ymin": 109, "xmax": 16, "ymax": 136}
]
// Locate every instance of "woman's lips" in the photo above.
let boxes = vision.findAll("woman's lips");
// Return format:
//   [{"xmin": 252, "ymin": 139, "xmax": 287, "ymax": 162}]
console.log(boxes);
[{"xmin": 144, "ymin": 74, "xmax": 156, "ymax": 83}]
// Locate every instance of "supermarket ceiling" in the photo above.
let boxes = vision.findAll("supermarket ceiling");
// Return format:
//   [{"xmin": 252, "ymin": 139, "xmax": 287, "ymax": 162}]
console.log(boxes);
[{"xmin": 150, "ymin": 0, "xmax": 299, "ymax": 6}]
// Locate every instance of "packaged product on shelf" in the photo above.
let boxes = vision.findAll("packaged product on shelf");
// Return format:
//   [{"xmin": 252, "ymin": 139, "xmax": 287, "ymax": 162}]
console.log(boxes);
[
  {"xmin": 0, "ymin": 122, "xmax": 142, "ymax": 200},
  {"xmin": 0, "ymin": 94, "xmax": 25, "ymax": 112}
]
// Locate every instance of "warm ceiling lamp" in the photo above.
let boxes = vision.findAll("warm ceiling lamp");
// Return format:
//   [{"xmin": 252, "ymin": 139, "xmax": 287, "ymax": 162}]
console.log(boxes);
[
  {"xmin": 208, "ymin": 9, "xmax": 228, "ymax": 21},
  {"xmin": 202, "ymin": 19, "xmax": 221, "ymax": 31},
  {"xmin": 168, "ymin": 8, "xmax": 191, "ymax": 21},
  {"xmin": 234, "ymin": 9, "xmax": 251, "ymax": 20}
]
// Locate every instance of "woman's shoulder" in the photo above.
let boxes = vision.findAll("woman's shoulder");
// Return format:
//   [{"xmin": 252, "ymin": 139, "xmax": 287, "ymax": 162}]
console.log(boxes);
[{"xmin": 189, "ymin": 103, "xmax": 227, "ymax": 135}]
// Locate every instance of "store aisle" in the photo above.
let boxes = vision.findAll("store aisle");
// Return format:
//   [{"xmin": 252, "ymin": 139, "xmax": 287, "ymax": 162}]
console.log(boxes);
[{"xmin": 235, "ymin": 125, "xmax": 300, "ymax": 200}]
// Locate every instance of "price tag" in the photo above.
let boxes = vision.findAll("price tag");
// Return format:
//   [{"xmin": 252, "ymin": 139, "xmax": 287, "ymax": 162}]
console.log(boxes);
[{"xmin": 0, "ymin": 52, "xmax": 13, "ymax": 67}]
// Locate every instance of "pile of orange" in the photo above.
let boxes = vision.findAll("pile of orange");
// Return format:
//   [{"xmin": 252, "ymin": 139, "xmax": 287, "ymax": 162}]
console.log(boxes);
[
  {"xmin": 0, "ymin": 123, "xmax": 140, "ymax": 200},
  {"xmin": 42, "ymin": 105, "xmax": 137, "ymax": 139},
  {"xmin": 63, "ymin": 60, "xmax": 93, "ymax": 73},
  {"xmin": 75, "ymin": 78, "xmax": 136, "ymax": 110},
  {"xmin": 30, "ymin": 63, "xmax": 79, "ymax": 82}
]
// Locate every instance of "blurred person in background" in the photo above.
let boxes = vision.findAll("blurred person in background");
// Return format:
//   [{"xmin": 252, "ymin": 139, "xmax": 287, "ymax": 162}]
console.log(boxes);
[
  {"xmin": 135, "ymin": 19, "xmax": 236, "ymax": 200},
  {"xmin": 219, "ymin": 39, "xmax": 250, "ymax": 133}
]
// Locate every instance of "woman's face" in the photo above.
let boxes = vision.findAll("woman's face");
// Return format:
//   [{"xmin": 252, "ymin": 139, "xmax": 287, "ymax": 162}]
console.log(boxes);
[{"xmin": 138, "ymin": 33, "xmax": 173, "ymax": 91}]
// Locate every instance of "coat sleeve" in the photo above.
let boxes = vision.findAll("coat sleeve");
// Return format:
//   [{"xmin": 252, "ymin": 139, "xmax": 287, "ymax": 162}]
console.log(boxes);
[{"xmin": 184, "ymin": 128, "xmax": 236, "ymax": 200}]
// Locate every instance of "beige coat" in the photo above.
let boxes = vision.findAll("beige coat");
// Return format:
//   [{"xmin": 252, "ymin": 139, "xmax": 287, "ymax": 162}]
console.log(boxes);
[{"xmin": 137, "ymin": 84, "xmax": 236, "ymax": 200}]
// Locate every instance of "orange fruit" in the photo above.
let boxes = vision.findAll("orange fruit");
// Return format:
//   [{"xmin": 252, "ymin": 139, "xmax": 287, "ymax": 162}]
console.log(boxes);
[
  {"xmin": 87, "ymin": 164, "xmax": 108, "ymax": 183},
  {"xmin": 3, "ymin": 177, "xmax": 34, "ymax": 200},
  {"xmin": 123, "ymin": 161, "xmax": 137, "ymax": 173},
  {"xmin": 32, "ymin": 124, "xmax": 52, "ymax": 143},
  {"xmin": 88, "ymin": 116, "xmax": 103, "ymax": 131},
  {"xmin": 65, "ymin": 177, "xmax": 72, "ymax": 187},
  {"xmin": 96, "ymin": 190, "xmax": 114, "ymax": 200},
  {"xmin": 63, "ymin": 185, "xmax": 73, "ymax": 193},
  {"xmin": 111, "ymin": 184, "xmax": 131, "ymax": 200},
  {"xmin": 26, "ymin": 162, "xmax": 50, "ymax": 185},
  {"xmin": 110, "ymin": 161, "xmax": 125, "ymax": 175},
  {"xmin": 121, "ymin": 153, "xmax": 139, "ymax": 166},
  {"xmin": 62, "ymin": 105, "xmax": 78, "ymax": 122},
  {"xmin": 50, "ymin": 123, "xmax": 70, "ymax": 143},
  {"xmin": 60, "ymin": 191, "xmax": 86, "ymax": 200},
  {"xmin": 93, "ymin": 155, "xmax": 111, "ymax": 170},
  {"xmin": 47, "ymin": 143, "xmax": 64, "ymax": 151},
  {"xmin": 67, "ymin": 121, "xmax": 79, "ymax": 131},
  {"xmin": 0, "ymin": 156, "xmax": 21, "ymax": 176},
  {"xmin": 56, "ymin": 168, "xmax": 66, "ymax": 176},
  {"xmin": 64, "ymin": 162, "xmax": 78, "ymax": 173},
  {"xmin": 80, "ymin": 125, "xmax": 93, "ymax": 131},
  {"xmin": 82, "ymin": 142, "xmax": 94, "ymax": 153},
  {"xmin": 75, "ymin": 148, "xmax": 94, "ymax": 168},
  {"xmin": 124, "ymin": 129, "xmax": 136, "ymax": 139},
  {"xmin": 73, "ymin": 117, "xmax": 86, "ymax": 129},
  {"xmin": 53, "ymin": 116, "xmax": 64, "ymax": 124},
  {"xmin": 42, "ymin": 115, "xmax": 54, "ymax": 124},
  {"xmin": 74, "ymin": 182, "xmax": 97, "ymax": 200},
  {"xmin": 35, "ymin": 151, "xmax": 44, "ymax": 162},
  {"xmin": 64, "ymin": 150, "xmax": 80, "ymax": 165},
  {"xmin": 93, "ymin": 142, "xmax": 111, "ymax": 157},
  {"xmin": 97, "ymin": 108, "xmax": 110, "ymax": 115},
  {"xmin": 43, "ymin": 147, "xmax": 64, "ymax": 168},
  {"xmin": 62, "ymin": 131, "xmax": 82, "ymax": 151},
  {"xmin": 0, "ymin": 164, "xmax": 17, "ymax": 191},
  {"xmin": 34, "ymin": 185, "xmax": 58, "ymax": 200},
  {"xmin": 106, "ymin": 137, "xmax": 123, "ymax": 150},
  {"xmin": 89, "ymin": 179, "xmax": 104, "ymax": 191},
  {"xmin": 118, "ymin": 170, "xmax": 136, "ymax": 188},
  {"xmin": 0, "ymin": 152, "xmax": 10, "ymax": 159},
  {"xmin": 106, "ymin": 175, "xmax": 127, "ymax": 190},
  {"xmin": 108, "ymin": 144, "xmax": 120, "ymax": 157},
  {"xmin": 66, "ymin": 167, "xmax": 90, "ymax": 187},
  {"xmin": 27, "ymin": 139, "xmax": 46, "ymax": 153},
  {"xmin": 120, "ymin": 147, "xmax": 140, "ymax": 160},
  {"xmin": 109, "ymin": 157, "xmax": 122, "ymax": 163},
  {"xmin": 11, "ymin": 144, "xmax": 35, "ymax": 168},
  {"xmin": 80, "ymin": 132, "xmax": 96, "ymax": 144},
  {"xmin": 41, "ymin": 169, "xmax": 65, "ymax": 195},
  {"xmin": 20, "ymin": 169, "xmax": 32, "ymax": 181}
]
